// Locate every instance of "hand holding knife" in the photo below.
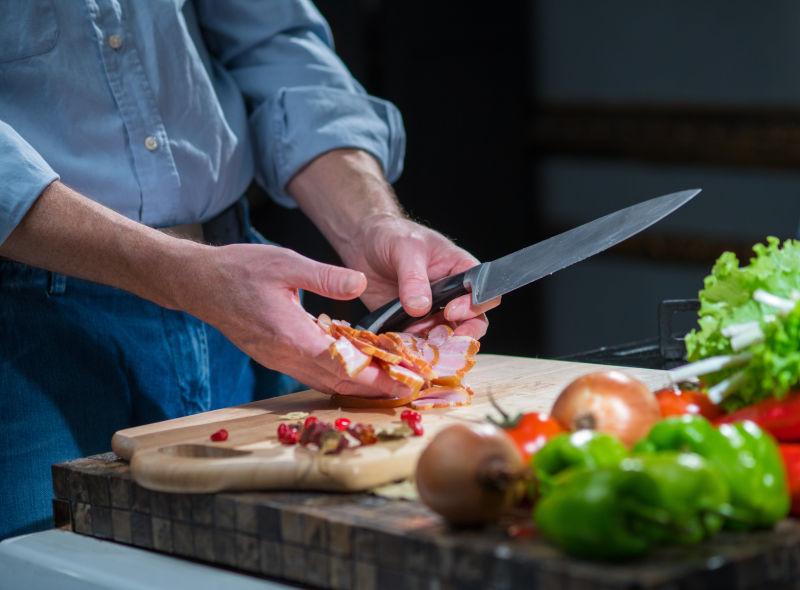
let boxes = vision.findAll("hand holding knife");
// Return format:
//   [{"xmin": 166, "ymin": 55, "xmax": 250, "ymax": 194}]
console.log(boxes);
[{"xmin": 356, "ymin": 189, "xmax": 701, "ymax": 333}]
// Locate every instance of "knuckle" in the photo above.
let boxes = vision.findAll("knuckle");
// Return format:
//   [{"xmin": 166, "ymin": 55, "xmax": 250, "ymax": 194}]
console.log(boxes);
[{"xmin": 316, "ymin": 264, "xmax": 338, "ymax": 293}]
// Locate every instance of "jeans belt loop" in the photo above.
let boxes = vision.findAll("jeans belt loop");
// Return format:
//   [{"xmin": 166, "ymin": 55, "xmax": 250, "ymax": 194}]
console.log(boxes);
[{"xmin": 47, "ymin": 272, "xmax": 67, "ymax": 295}]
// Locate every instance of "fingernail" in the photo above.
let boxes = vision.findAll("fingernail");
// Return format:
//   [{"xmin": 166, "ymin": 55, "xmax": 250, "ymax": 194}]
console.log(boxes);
[
  {"xmin": 344, "ymin": 273, "xmax": 364, "ymax": 293},
  {"xmin": 408, "ymin": 295, "xmax": 430, "ymax": 310}
]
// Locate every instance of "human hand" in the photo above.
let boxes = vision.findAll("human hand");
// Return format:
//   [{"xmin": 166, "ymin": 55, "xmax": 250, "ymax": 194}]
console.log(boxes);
[
  {"xmin": 340, "ymin": 214, "xmax": 501, "ymax": 339},
  {"xmin": 180, "ymin": 243, "xmax": 416, "ymax": 398}
]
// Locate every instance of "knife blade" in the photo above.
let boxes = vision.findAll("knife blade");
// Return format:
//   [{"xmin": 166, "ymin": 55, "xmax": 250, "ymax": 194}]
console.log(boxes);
[{"xmin": 355, "ymin": 188, "xmax": 701, "ymax": 333}]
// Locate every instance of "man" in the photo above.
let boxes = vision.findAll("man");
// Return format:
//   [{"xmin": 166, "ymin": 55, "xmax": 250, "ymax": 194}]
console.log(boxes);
[{"xmin": 0, "ymin": 1, "xmax": 497, "ymax": 538}]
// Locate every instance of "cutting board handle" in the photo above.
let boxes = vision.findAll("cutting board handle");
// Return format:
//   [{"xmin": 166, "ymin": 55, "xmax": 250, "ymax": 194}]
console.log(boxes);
[{"xmin": 131, "ymin": 444, "xmax": 269, "ymax": 493}]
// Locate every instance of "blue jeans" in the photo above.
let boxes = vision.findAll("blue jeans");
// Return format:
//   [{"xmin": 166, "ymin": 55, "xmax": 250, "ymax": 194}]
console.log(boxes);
[{"xmin": 0, "ymin": 229, "xmax": 300, "ymax": 539}]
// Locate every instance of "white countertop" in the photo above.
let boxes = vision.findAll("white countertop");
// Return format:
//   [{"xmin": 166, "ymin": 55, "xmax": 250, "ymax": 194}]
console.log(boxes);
[{"xmin": 0, "ymin": 530, "xmax": 297, "ymax": 590}]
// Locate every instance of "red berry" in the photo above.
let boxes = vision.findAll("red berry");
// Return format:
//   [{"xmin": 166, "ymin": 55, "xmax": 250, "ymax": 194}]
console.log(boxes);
[
  {"xmin": 401, "ymin": 410, "xmax": 421, "ymax": 424},
  {"xmin": 210, "ymin": 428, "xmax": 228, "ymax": 442},
  {"xmin": 303, "ymin": 416, "xmax": 318, "ymax": 430},
  {"xmin": 411, "ymin": 422, "xmax": 423, "ymax": 437},
  {"xmin": 334, "ymin": 417, "xmax": 351, "ymax": 431}
]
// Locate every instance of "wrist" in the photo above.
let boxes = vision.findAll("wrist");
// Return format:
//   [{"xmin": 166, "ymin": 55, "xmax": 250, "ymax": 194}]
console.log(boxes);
[
  {"xmin": 143, "ymin": 238, "xmax": 214, "ymax": 314},
  {"xmin": 288, "ymin": 149, "xmax": 404, "ymax": 249}
]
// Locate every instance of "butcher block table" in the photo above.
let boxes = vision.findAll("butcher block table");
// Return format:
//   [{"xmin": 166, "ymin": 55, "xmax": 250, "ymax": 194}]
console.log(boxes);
[{"xmin": 52, "ymin": 354, "xmax": 800, "ymax": 590}]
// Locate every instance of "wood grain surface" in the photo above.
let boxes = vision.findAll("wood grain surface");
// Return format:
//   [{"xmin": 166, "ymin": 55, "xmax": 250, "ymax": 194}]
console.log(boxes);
[{"xmin": 113, "ymin": 355, "xmax": 669, "ymax": 494}]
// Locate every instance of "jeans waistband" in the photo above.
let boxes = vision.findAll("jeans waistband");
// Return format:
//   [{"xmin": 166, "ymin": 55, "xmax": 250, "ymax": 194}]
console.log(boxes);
[{"xmin": 158, "ymin": 196, "xmax": 250, "ymax": 245}]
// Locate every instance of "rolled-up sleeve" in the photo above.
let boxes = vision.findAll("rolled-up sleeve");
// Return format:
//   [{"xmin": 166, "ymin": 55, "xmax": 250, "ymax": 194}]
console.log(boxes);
[
  {"xmin": 193, "ymin": 0, "xmax": 405, "ymax": 207},
  {"xmin": 0, "ymin": 121, "xmax": 59, "ymax": 245}
]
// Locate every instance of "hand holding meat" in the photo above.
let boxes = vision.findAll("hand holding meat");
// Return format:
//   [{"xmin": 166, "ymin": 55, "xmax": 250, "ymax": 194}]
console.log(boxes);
[{"xmin": 181, "ymin": 243, "xmax": 415, "ymax": 399}]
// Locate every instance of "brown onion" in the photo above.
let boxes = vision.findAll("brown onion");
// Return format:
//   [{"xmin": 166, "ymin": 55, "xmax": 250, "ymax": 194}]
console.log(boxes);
[
  {"xmin": 415, "ymin": 423, "xmax": 524, "ymax": 525},
  {"xmin": 551, "ymin": 371, "xmax": 659, "ymax": 448}
]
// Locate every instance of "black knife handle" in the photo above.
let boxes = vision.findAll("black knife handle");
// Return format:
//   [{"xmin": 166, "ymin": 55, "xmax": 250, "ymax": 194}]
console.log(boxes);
[{"xmin": 354, "ymin": 270, "xmax": 470, "ymax": 333}]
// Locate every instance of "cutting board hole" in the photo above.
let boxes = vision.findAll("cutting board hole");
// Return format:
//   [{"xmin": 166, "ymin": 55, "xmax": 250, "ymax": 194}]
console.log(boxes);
[{"xmin": 158, "ymin": 444, "xmax": 252, "ymax": 459}]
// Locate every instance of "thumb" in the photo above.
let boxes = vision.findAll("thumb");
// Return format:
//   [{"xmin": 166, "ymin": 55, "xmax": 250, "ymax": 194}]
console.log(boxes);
[{"xmin": 283, "ymin": 255, "xmax": 367, "ymax": 300}]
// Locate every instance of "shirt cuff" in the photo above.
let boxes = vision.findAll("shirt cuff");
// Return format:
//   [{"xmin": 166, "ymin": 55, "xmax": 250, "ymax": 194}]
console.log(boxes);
[
  {"xmin": 0, "ymin": 122, "xmax": 59, "ymax": 245},
  {"xmin": 251, "ymin": 86, "xmax": 406, "ymax": 208}
]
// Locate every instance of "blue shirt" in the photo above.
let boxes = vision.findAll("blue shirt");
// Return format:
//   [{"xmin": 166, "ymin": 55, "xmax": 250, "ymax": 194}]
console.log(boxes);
[{"xmin": 0, "ymin": 0, "xmax": 405, "ymax": 244}]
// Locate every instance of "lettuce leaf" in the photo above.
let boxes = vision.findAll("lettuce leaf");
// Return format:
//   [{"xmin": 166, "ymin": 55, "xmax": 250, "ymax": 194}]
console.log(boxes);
[
  {"xmin": 739, "ymin": 306, "xmax": 800, "ymax": 404},
  {"xmin": 684, "ymin": 237, "xmax": 800, "ymax": 408}
]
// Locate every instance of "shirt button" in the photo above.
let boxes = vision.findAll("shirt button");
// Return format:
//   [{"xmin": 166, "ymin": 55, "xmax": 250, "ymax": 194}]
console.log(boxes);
[
  {"xmin": 144, "ymin": 136, "xmax": 159, "ymax": 151},
  {"xmin": 107, "ymin": 34, "xmax": 123, "ymax": 50}
]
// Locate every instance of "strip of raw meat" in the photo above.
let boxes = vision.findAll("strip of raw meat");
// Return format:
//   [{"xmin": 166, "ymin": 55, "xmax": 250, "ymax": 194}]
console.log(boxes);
[
  {"xmin": 426, "ymin": 324, "xmax": 453, "ymax": 347},
  {"xmin": 430, "ymin": 335, "xmax": 479, "ymax": 385},
  {"xmin": 410, "ymin": 386, "xmax": 471, "ymax": 410},
  {"xmin": 384, "ymin": 363, "xmax": 425, "ymax": 395},
  {"xmin": 319, "ymin": 314, "xmax": 478, "ymax": 409},
  {"xmin": 331, "ymin": 390, "xmax": 420, "ymax": 408},
  {"xmin": 349, "ymin": 336, "xmax": 403, "ymax": 364},
  {"xmin": 329, "ymin": 336, "xmax": 371, "ymax": 377}
]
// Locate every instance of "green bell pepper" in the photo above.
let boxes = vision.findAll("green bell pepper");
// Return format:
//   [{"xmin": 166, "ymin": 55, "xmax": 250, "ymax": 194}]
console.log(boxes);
[
  {"xmin": 634, "ymin": 415, "xmax": 788, "ymax": 528},
  {"xmin": 533, "ymin": 430, "xmax": 628, "ymax": 494},
  {"xmin": 620, "ymin": 452, "xmax": 730, "ymax": 544},
  {"xmin": 533, "ymin": 466, "xmax": 667, "ymax": 560}
]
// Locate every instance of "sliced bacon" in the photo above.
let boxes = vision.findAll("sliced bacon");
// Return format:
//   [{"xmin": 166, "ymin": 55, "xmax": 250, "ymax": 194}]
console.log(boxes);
[
  {"xmin": 391, "ymin": 331, "xmax": 419, "ymax": 351},
  {"xmin": 410, "ymin": 386, "xmax": 471, "ymax": 410},
  {"xmin": 320, "ymin": 315, "xmax": 479, "ymax": 409},
  {"xmin": 332, "ymin": 391, "xmax": 419, "ymax": 409},
  {"xmin": 349, "ymin": 336, "xmax": 403, "ymax": 364},
  {"xmin": 384, "ymin": 363, "xmax": 425, "ymax": 395},
  {"xmin": 329, "ymin": 336, "xmax": 371, "ymax": 377},
  {"xmin": 426, "ymin": 324, "xmax": 453, "ymax": 347},
  {"xmin": 430, "ymin": 335, "xmax": 479, "ymax": 384}
]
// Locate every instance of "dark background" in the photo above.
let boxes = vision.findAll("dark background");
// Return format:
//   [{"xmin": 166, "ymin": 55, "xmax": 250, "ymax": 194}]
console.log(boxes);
[{"xmin": 250, "ymin": 0, "xmax": 800, "ymax": 359}]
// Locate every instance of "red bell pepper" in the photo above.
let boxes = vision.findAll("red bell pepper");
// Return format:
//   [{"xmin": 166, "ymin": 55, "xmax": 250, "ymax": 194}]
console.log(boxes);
[
  {"xmin": 654, "ymin": 387, "xmax": 721, "ymax": 420},
  {"xmin": 714, "ymin": 392, "xmax": 800, "ymax": 442},
  {"xmin": 779, "ymin": 444, "xmax": 800, "ymax": 516}
]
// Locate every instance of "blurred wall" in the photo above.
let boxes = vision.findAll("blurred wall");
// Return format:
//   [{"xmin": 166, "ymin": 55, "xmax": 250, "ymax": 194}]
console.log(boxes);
[
  {"xmin": 531, "ymin": 0, "xmax": 800, "ymax": 355},
  {"xmin": 250, "ymin": 0, "xmax": 800, "ymax": 358}
]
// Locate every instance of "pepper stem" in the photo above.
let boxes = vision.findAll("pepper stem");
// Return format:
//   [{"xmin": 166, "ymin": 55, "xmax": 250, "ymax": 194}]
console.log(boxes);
[{"xmin": 486, "ymin": 390, "xmax": 522, "ymax": 429}]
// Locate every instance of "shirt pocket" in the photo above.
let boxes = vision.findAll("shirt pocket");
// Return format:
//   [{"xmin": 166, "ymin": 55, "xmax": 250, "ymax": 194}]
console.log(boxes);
[{"xmin": 0, "ymin": 0, "xmax": 59, "ymax": 64}]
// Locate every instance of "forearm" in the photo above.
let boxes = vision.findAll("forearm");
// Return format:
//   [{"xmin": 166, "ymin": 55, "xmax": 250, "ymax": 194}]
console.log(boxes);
[
  {"xmin": 0, "ymin": 181, "xmax": 204, "ymax": 309},
  {"xmin": 287, "ymin": 149, "xmax": 404, "ymax": 255}
]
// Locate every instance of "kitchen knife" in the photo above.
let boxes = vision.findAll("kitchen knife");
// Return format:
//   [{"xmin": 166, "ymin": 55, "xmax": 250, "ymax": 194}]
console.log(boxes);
[{"xmin": 355, "ymin": 188, "xmax": 701, "ymax": 333}]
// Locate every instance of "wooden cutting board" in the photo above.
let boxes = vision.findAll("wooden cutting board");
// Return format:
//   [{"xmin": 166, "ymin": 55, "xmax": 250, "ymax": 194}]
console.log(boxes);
[{"xmin": 112, "ymin": 354, "xmax": 669, "ymax": 494}]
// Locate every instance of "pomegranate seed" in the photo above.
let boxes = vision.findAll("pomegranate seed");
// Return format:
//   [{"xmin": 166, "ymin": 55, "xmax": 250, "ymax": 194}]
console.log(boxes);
[
  {"xmin": 411, "ymin": 422, "xmax": 423, "ymax": 437},
  {"xmin": 210, "ymin": 428, "xmax": 228, "ymax": 442},
  {"xmin": 277, "ymin": 423, "xmax": 298, "ymax": 445},
  {"xmin": 303, "ymin": 416, "xmax": 318, "ymax": 430},
  {"xmin": 334, "ymin": 417, "xmax": 351, "ymax": 431},
  {"xmin": 400, "ymin": 410, "xmax": 421, "ymax": 424}
]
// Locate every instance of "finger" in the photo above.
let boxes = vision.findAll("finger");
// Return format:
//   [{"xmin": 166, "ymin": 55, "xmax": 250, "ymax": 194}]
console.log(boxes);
[
  {"xmin": 453, "ymin": 314, "xmax": 489, "ymax": 339},
  {"xmin": 391, "ymin": 240, "xmax": 433, "ymax": 317},
  {"xmin": 281, "ymin": 252, "xmax": 366, "ymax": 300},
  {"xmin": 314, "ymin": 350, "xmax": 414, "ymax": 398},
  {"xmin": 449, "ymin": 253, "xmax": 481, "ymax": 275},
  {"xmin": 402, "ymin": 310, "xmax": 448, "ymax": 335},
  {"xmin": 336, "ymin": 367, "xmax": 415, "ymax": 398},
  {"xmin": 444, "ymin": 294, "xmax": 501, "ymax": 322}
]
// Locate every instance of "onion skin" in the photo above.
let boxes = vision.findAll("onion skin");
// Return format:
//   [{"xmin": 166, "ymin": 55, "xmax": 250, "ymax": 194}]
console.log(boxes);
[
  {"xmin": 551, "ymin": 371, "xmax": 660, "ymax": 448},
  {"xmin": 415, "ymin": 423, "xmax": 524, "ymax": 525}
]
